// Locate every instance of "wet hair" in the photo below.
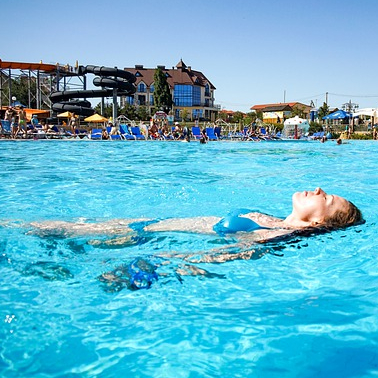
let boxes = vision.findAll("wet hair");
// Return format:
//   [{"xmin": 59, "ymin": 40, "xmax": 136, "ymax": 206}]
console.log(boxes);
[
  {"xmin": 324, "ymin": 200, "xmax": 364, "ymax": 229},
  {"xmin": 264, "ymin": 201, "xmax": 364, "ymax": 245}
]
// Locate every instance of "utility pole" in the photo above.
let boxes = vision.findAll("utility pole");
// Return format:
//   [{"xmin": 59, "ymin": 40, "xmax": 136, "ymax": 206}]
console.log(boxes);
[{"xmin": 325, "ymin": 92, "xmax": 328, "ymax": 105}]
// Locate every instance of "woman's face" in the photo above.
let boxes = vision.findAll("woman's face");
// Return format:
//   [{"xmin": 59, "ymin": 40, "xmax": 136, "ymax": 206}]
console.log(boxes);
[{"xmin": 292, "ymin": 187, "xmax": 350, "ymax": 224}]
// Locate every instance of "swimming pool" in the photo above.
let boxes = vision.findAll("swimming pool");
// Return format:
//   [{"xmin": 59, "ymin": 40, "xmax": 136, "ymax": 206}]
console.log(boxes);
[{"xmin": 1, "ymin": 139, "xmax": 377, "ymax": 377}]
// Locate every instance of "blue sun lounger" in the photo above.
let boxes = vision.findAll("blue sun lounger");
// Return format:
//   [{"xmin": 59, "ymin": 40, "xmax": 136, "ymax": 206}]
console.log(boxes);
[
  {"xmin": 214, "ymin": 126, "xmax": 223, "ymax": 139},
  {"xmin": 131, "ymin": 126, "xmax": 146, "ymax": 140},
  {"xmin": 90, "ymin": 128, "xmax": 102, "ymax": 140},
  {"xmin": 206, "ymin": 127, "xmax": 218, "ymax": 141},
  {"xmin": 1, "ymin": 120, "xmax": 11, "ymax": 138},
  {"xmin": 191, "ymin": 127, "xmax": 202, "ymax": 140},
  {"xmin": 110, "ymin": 134, "xmax": 122, "ymax": 140}
]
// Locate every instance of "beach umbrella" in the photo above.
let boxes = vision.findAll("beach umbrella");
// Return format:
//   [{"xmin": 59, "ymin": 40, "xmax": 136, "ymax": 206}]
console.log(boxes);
[
  {"xmin": 57, "ymin": 111, "xmax": 72, "ymax": 118},
  {"xmin": 283, "ymin": 116, "xmax": 310, "ymax": 139},
  {"xmin": 322, "ymin": 110, "xmax": 351, "ymax": 120},
  {"xmin": 283, "ymin": 115, "xmax": 308, "ymax": 126},
  {"xmin": 153, "ymin": 111, "xmax": 167, "ymax": 119},
  {"xmin": 84, "ymin": 114, "xmax": 108, "ymax": 123}
]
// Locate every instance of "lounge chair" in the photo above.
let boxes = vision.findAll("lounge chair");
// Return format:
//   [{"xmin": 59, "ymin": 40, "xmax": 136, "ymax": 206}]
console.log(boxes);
[
  {"xmin": 274, "ymin": 131, "xmax": 282, "ymax": 139},
  {"xmin": 1, "ymin": 120, "xmax": 12, "ymax": 138},
  {"xmin": 131, "ymin": 126, "xmax": 146, "ymax": 140},
  {"xmin": 160, "ymin": 129, "xmax": 174, "ymax": 140},
  {"xmin": 214, "ymin": 126, "xmax": 224, "ymax": 139},
  {"xmin": 106, "ymin": 125, "xmax": 122, "ymax": 140},
  {"xmin": 206, "ymin": 127, "xmax": 218, "ymax": 141},
  {"xmin": 191, "ymin": 126, "xmax": 202, "ymax": 140},
  {"xmin": 110, "ymin": 134, "xmax": 122, "ymax": 140},
  {"xmin": 259, "ymin": 127, "xmax": 271, "ymax": 140},
  {"xmin": 90, "ymin": 128, "xmax": 102, "ymax": 140},
  {"xmin": 120, "ymin": 124, "xmax": 136, "ymax": 140},
  {"xmin": 30, "ymin": 124, "xmax": 47, "ymax": 139},
  {"xmin": 45, "ymin": 125, "xmax": 64, "ymax": 139},
  {"xmin": 228, "ymin": 129, "xmax": 244, "ymax": 140}
]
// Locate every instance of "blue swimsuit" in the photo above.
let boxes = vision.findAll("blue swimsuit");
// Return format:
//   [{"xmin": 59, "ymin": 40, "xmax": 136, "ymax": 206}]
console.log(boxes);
[
  {"xmin": 128, "ymin": 211, "xmax": 265, "ymax": 239},
  {"xmin": 213, "ymin": 208, "xmax": 265, "ymax": 236}
]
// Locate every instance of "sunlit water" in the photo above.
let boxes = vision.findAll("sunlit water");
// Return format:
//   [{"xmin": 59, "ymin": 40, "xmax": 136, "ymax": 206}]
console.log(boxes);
[{"xmin": 0, "ymin": 139, "xmax": 377, "ymax": 377}]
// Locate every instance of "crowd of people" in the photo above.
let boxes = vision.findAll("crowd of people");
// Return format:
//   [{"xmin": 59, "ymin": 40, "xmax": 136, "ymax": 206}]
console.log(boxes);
[
  {"xmin": 147, "ymin": 120, "xmax": 190, "ymax": 141},
  {"xmin": 0, "ymin": 106, "xmax": 79, "ymax": 139},
  {"xmin": 98, "ymin": 119, "xmax": 194, "ymax": 142},
  {"xmin": 2, "ymin": 105, "xmax": 28, "ymax": 138},
  {"xmin": 3, "ymin": 109, "xmax": 376, "ymax": 142}
]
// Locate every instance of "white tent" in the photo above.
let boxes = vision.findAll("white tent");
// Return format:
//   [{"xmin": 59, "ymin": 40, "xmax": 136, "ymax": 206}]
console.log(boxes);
[
  {"xmin": 353, "ymin": 108, "xmax": 378, "ymax": 126},
  {"xmin": 283, "ymin": 116, "xmax": 310, "ymax": 138},
  {"xmin": 352, "ymin": 108, "xmax": 377, "ymax": 117}
]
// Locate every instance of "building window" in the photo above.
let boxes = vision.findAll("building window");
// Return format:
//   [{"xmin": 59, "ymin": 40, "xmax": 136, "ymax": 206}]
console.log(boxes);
[
  {"xmin": 205, "ymin": 84, "xmax": 210, "ymax": 97},
  {"xmin": 174, "ymin": 85, "xmax": 201, "ymax": 107},
  {"xmin": 150, "ymin": 95, "xmax": 154, "ymax": 106},
  {"xmin": 138, "ymin": 95, "xmax": 146, "ymax": 105},
  {"xmin": 126, "ymin": 96, "xmax": 134, "ymax": 105},
  {"xmin": 137, "ymin": 83, "xmax": 146, "ymax": 93},
  {"xmin": 150, "ymin": 84, "xmax": 154, "ymax": 93},
  {"xmin": 192, "ymin": 109, "xmax": 203, "ymax": 120}
]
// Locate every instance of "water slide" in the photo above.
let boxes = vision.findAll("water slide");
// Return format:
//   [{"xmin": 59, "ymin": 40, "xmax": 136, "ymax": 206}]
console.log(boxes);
[{"xmin": 50, "ymin": 65, "xmax": 136, "ymax": 116}]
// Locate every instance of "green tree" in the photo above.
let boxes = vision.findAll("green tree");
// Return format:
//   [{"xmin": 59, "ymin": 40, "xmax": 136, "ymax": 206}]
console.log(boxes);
[
  {"xmin": 93, "ymin": 102, "xmax": 118, "ymax": 118},
  {"xmin": 181, "ymin": 108, "xmax": 189, "ymax": 122},
  {"xmin": 121, "ymin": 103, "xmax": 137, "ymax": 120},
  {"xmin": 12, "ymin": 76, "xmax": 37, "ymax": 108},
  {"xmin": 290, "ymin": 105, "xmax": 306, "ymax": 118},
  {"xmin": 317, "ymin": 102, "xmax": 329, "ymax": 121},
  {"xmin": 243, "ymin": 111, "xmax": 258, "ymax": 125},
  {"xmin": 233, "ymin": 111, "xmax": 244, "ymax": 124},
  {"xmin": 135, "ymin": 105, "xmax": 149, "ymax": 121},
  {"xmin": 219, "ymin": 111, "xmax": 228, "ymax": 121},
  {"xmin": 153, "ymin": 68, "xmax": 173, "ymax": 113}
]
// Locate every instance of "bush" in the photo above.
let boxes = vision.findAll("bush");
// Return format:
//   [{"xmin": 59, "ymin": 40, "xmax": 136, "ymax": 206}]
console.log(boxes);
[
  {"xmin": 350, "ymin": 132, "xmax": 373, "ymax": 140},
  {"xmin": 309, "ymin": 121, "xmax": 323, "ymax": 134}
]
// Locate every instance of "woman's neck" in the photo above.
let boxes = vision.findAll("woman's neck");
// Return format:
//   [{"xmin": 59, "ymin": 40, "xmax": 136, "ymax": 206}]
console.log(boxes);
[{"xmin": 282, "ymin": 213, "xmax": 313, "ymax": 229}]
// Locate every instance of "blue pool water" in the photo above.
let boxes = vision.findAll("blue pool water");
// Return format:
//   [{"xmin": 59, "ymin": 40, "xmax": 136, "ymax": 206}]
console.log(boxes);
[{"xmin": 0, "ymin": 139, "xmax": 377, "ymax": 377}]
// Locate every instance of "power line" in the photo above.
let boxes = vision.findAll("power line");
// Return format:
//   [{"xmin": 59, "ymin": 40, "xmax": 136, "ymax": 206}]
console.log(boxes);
[
  {"xmin": 328, "ymin": 92, "xmax": 378, "ymax": 98},
  {"xmin": 294, "ymin": 93, "xmax": 326, "ymax": 102}
]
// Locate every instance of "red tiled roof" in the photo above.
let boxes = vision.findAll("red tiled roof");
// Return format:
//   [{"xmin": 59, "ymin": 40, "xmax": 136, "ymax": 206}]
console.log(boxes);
[
  {"xmin": 251, "ymin": 102, "xmax": 300, "ymax": 110},
  {"xmin": 124, "ymin": 59, "xmax": 216, "ymax": 90}
]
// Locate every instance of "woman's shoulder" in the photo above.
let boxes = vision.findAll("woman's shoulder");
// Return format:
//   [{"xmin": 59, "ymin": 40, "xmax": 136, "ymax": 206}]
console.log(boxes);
[{"xmin": 244, "ymin": 212, "xmax": 284, "ymax": 228}]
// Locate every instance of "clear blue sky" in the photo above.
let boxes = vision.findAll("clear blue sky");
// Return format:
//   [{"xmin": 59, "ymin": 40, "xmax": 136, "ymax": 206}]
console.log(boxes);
[{"xmin": 2, "ymin": 0, "xmax": 377, "ymax": 112}]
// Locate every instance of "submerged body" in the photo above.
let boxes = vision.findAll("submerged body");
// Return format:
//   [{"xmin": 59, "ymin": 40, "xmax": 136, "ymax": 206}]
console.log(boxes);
[
  {"xmin": 24, "ymin": 187, "xmax": 362, "ymax": 252},
  {"xmin": 9, "ymin": 187, "xmax": 362, "ymax": 291}
]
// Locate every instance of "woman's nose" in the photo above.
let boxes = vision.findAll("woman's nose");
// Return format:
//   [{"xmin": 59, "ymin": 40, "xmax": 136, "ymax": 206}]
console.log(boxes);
[{"xmin": 314, "ymin": 187, "xmax": 324, "ymax": 195}]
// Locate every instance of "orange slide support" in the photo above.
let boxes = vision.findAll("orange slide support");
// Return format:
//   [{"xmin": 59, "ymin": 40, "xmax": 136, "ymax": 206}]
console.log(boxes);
[{"xmin": 0, "ymin": 59, "xmax": 59, "ymax": 73}]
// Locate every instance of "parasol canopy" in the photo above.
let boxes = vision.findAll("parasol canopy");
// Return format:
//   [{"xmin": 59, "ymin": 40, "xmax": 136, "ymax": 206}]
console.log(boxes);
[
  {"xmin": 283, "ymin": 116, "xmax": 310, "ymax": 138},
  {"xmin": 57, "ymin": 111, "xmax": 72, "ymax": 118},
  {"xmin": 84, "ymin": 114, "xmax": 108, "ymax": 123},
  {"xmin": 322, "ymin": 110, "xmax": 351, "ymax": 120},
  {"xmin": 283, "ymin": 115, "xmax": 309, "ymax": 126}
]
